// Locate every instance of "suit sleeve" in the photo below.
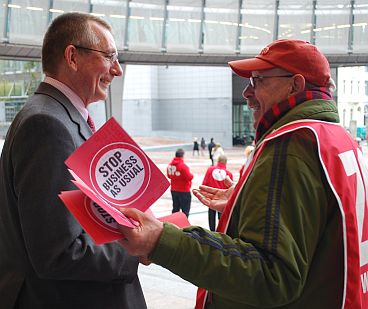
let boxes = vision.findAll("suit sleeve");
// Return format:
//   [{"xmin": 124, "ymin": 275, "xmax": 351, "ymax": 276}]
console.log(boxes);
[{"xmin": 12, "ymin": 114, "xmax": 139, "ymax": 282}]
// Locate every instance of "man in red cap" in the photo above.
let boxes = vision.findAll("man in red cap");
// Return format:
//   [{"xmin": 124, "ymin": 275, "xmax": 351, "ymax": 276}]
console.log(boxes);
[{"xmin": 117, "ymin": 40, "xmax": 367, "ymax": 309}]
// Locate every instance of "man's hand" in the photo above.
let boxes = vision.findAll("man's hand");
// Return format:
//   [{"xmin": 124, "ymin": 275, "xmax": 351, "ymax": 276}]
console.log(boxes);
[
  {"xmin": 118, "ymin": 208, "xmax": 164, "ymax": 257},
  {"xmin": 192, "ymin": 176, "xmax": 235, "ymax": 213}
]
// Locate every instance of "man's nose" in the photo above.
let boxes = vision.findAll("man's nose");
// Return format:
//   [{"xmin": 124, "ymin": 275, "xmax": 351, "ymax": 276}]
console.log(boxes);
[
  {"xmin": 111, "ymin": 61, "xmax": 123, "ymax": 77},
  {"xmin": 242, "ymin": 83, "xmax": 254, "ymax": 99}
]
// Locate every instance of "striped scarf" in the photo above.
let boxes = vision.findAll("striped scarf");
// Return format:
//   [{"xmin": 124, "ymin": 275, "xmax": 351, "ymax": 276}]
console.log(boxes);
[{"xmin": 255, "ymin": 87, "xmax": 333, "ymax": 142}]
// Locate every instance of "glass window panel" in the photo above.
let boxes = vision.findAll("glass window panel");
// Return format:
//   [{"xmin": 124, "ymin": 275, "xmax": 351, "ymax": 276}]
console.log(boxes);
[
  {"xmin": 315, "ymin": 0, "xmax": 351, "ymax": 53},
  {"xmin": 0, "ymin": 60, "xmax": 42, "ymax": 137},
  {"xmin": 203, "ymin": 0, "xmax": 238, "ymax": 54},
  {"xmin": 51, "ymin": 0, "xmax": 89, "ymax": 16},
  {"xmin": 353, "ymin": 0, "xmax": 368, "ymax": 52},
  {"xmin": 166, "ymin": 0, "xmax": 202, "ymax": 53},
  {"xmin": 127, "ymin": 0, "xmax": 165, "ymax": 52},
  {"xmin": 91, "ymin": 0, "xmax": 128, "ymax": 50},
  {"xmin": 8, "ymin": 0, "xmax": 49, "ymax": 44},
  {"xmin": 240, "ymin": 0, "xmax": 275, "ymax": 54},
  {"xmin": 1, "ymin": 0, "xmax": 6, "ymax": 41},
  {"xmin": 278, "ymin": 0, "xmax": 313, "ymax": 41}
]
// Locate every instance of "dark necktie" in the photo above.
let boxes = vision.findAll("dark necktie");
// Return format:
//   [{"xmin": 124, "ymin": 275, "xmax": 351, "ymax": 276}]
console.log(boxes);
[{"xmin": 87, "ymin": 114, "xmax": 96, "ymax": 133}]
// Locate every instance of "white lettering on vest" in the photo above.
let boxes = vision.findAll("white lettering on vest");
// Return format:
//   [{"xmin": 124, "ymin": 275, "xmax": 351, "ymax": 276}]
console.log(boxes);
[
  {"xmin": 361, "ymin": 271, "xmax": 368, "ymax": 294},
  {"xmin": 338, "ymin": 148, "xmax": 368, "ymax": 267}
]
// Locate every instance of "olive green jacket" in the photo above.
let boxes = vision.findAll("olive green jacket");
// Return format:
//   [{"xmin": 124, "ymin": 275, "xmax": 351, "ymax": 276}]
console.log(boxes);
[{"xmin": 150, "ymin": 99, "xmax": 344, "ymax": 308}]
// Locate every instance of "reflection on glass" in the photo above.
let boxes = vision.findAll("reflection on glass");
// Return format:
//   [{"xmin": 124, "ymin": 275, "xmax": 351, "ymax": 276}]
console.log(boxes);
[
  {"xmin": 8, "ymin": 0, "xmax": 49, "ymax": 44},
  {"xmin": 91, "ymin": 0, "xmax": 128, "ymax": 50},
  {"xmin": 0, "ymin": 60, "xmax": 42, "ymax": 137},
  {"xmin": 203, "ymin": 0, "xmax": 238, "ymax": 54},
  {"xmin": 314, "ymin": 0, "xmax": 351, "ymax": 52},
  {"xmin": 166, "ymin": 0, "xmax": 202, "ymax": 52},
  {"xmin": 352, "ymin": 0, "xmax": 368, "ymax": 52},
  {"xmin": 128, "ymin": 0, "xmax": 165, "ymax": 51},
  {"xmin": 278, "ymin": 0, "xmax": 313, "ymax": 42},
  {"xmin": 203, "ymin": 0, "xmax": 239, "ymax": 53},
  {"xmin": 0, "ymin": 0, "xmax": 367, "ymax": 55},
  {"xmin": 240, "ymin": 0, "xmax": 275, "ymax": 53}
]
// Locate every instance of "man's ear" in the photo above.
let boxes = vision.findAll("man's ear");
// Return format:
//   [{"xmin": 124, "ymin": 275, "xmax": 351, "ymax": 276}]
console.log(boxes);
[
  {"xmin": 289, "ymin": 74, "xmax": 305, "ymax": 95},
  {"xmin": 64, "ymin": 45, "xmax": 79, "ymax": 72}
]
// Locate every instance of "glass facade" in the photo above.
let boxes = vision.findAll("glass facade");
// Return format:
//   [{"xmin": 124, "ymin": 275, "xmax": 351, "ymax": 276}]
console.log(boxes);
[
  {"xmin": 353, "ymin": 0, "xmax": 368, "ymax": 52},
  {"xmin": 166, "ymin": 0, "xmax": 202, "ymax": 52},
  {"xmin": 239, "ymin": 0, "xmax": 275, "ymax": 53},
  {"xmin": 0, "ymin": 60, "xmax": 42, "ymax": 137},
  {"xmin": 1, "ymin": 0, "xmax": 367, "ymax": 53},
  {"xmin": 203, "ymin": 0, "xmax": 238, "ymax": 53},
  {"xmin": 314, "ymin": 0, "xmax": 351, "ymax": 52},
  {"xmin": 91, "ymin": 0, "xmax": 128, "ymax": 49},
  {"xmin": 7, "ymin": 0, "xmax": 49, "ymax": 44},
  {"xmin": 278, "ymin": 0, "xmax": 313, "ymax": 42},
  {"xmin": 232, "ymin": 103, "xmax": 254, "ymax": 145},
  {"xmin": 127, "ymin": 0, "xmax": 165, "ymax": 51}
]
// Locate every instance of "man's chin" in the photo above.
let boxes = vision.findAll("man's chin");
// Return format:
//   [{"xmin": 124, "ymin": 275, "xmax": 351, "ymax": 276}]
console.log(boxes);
[{"xmin": 95, "ymin": 90, "xmax": 108, "ymax": 102}]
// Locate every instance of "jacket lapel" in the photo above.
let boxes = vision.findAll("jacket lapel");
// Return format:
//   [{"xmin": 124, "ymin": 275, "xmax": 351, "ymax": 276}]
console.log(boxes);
[{"xmin": 35, "ymin": 82, "xmax": 91, "ymax": 141}]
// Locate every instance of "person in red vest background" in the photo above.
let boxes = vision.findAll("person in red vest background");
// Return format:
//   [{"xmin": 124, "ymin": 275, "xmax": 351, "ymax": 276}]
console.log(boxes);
[
  {"xmin": 167, "ymin": 148, "xmax": 193, "ymax": 218},
  {"xmin": 118, "ymin": 40, "xmax": 367, "ymax": 309},
  {"xmin": 202, "ymin": 155, "xmax": 233, "ymax": 231}
]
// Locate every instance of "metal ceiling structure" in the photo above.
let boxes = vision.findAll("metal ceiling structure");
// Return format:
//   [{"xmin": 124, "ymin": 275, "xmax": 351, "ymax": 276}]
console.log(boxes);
[{"xmin": 1, "ymin": 43, "xmax": 368, "ymax": 67}]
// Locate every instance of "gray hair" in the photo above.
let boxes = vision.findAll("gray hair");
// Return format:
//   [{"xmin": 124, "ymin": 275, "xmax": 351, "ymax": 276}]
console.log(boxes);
[{"xmin": 42, "ymin": 12, "xmax": 112, "ymax": 75}]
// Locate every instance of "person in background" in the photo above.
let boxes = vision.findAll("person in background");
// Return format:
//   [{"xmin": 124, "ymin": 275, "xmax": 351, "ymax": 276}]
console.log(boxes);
[
  {"xmin": 167, "ymin": 148, "xmax": 193, "ymax": 217},
  {"xmin": 207, "ymin": 137, "xmax": 215, "ymax": 165},
  {"xmin": 200, "ymin": 137, "xmax": 206, "ymax": 156},
  {"xmin": 202, "ymin": 155, "xmax": 233, "ymax": 231},
  {"xmin": 211, "ymin": 143, "xmax": 225, "ymax": 164},
  {"xmin": 0, "ymin": 12, "xmax": 146, "ymax": 308},
  {"xmin": 239, "ymin": 140, "xmax": 255, "ymax": 179},
  {"xmin": 193, "ymin": 137, "xmax": 200, "ymax": 156},
  {"xmin": 117, "ymin": 39, "xmax": 367, "ymax": 308}
]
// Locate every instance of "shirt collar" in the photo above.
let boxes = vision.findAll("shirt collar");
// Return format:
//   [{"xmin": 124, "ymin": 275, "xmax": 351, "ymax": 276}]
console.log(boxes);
[{"xmin": 43, "ymin": 76, "xmax": 89, "ymax": 121}]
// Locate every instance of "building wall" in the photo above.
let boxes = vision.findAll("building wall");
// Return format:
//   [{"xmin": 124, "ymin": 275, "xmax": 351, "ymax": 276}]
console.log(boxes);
[
  {"xmin": 337, "ymin": 66, "xmax": 368, "ymax": 139},
  {"xmin": 122, "ymin": 65, "xmax": 157, "ymax": 136},
  {"xmin": 122, "ymin": 65, "xmax": 233, "ymax": 147}
]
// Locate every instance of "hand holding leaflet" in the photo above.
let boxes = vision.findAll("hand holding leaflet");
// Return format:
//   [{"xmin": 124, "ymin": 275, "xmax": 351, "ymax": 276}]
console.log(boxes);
[{"xmin": 59, "ymin": 118, "xmax": 189, "ymax": 244}]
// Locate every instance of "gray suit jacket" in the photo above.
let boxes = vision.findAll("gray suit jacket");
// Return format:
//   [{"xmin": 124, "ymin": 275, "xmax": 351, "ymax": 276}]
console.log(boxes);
[{"xmin": 0, "ymin": 83, "xmax": 146, "ymax": 308}]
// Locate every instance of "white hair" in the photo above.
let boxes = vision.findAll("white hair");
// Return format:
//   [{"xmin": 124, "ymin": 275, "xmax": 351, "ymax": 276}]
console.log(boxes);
[{"xmin": 327, "ymin": 78, "xmax": 336, "ymax": 92}]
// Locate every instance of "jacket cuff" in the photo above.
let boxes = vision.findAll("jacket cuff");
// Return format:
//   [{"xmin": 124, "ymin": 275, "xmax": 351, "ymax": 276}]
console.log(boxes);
[{"xmin": 149, "ymin": 222, "xmax": 182, "ymax": 267}]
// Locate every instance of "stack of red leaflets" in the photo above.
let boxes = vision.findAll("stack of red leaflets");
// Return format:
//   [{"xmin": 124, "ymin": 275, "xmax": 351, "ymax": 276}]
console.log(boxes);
[{"xmin": 59, "ymin": 117, "xmax": 189, "ymax": 244}]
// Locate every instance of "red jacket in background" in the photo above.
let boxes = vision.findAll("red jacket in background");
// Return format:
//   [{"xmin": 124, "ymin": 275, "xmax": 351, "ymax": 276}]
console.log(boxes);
[
  {"xmin": 167, "ymin": 157, "xmax": 193, "ymax": 192},
  {"xmin": 202, "ymin": 162, "xmax": 233, "ymax": 189}
]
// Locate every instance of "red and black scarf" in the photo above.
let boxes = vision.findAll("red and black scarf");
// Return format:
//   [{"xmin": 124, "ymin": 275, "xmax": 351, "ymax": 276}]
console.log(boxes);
[{"xmin": 255, "ymin": 87, "xmax": 333, "ymax": 142}]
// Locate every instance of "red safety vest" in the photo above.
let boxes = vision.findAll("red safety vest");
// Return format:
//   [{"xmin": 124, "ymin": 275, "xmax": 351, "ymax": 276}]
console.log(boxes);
[{"xmin": 196, "ymin": 120, "xmax": 368, "ymax": 309}]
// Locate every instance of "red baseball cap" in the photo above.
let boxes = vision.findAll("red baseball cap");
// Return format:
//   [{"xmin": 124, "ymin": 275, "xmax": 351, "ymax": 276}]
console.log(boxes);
[{"xmin": 228, "ymin": 39, "xmax": 331, "ymax": 87}]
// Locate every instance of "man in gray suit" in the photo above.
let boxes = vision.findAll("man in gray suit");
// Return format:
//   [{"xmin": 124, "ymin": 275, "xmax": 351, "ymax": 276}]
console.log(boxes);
[{"xmin": 0, "ymin": 12, "xmax": 146, "ymax": 308}]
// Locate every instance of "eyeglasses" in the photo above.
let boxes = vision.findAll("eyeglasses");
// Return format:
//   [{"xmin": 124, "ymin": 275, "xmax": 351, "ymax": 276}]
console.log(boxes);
[
  {"xmin": 74, "ymin": 45, "xmax": 118, "ymax": 63},
  {"xmin": 249, "ymin": 75, "xmax": 294, "ymax": 88}
]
